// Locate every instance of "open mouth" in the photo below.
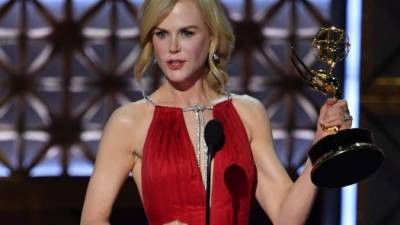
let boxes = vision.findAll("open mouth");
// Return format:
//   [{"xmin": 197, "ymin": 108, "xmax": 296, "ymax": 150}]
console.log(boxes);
[{"xmin": 166, "ymin": 60, "xmax": 185, "ymax": 70}]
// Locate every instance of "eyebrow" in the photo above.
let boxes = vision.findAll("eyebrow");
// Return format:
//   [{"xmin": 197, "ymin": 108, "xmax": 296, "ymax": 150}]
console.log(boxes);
[{"xmin": 154, "ymin": 25, "xmax": 199, "ymax": 31}]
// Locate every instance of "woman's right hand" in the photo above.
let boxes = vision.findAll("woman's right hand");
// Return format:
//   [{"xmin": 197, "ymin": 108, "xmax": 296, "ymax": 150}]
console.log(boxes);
[{"xmin": 163, "ymin": 220, "xmax": 188, "ymax": 225}]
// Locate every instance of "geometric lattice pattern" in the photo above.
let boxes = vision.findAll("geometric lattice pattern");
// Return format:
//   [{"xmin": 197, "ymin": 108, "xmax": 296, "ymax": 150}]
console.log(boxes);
[{"xmin": 0, "ymin": 0, "xmax": 334, "ymax": 177}]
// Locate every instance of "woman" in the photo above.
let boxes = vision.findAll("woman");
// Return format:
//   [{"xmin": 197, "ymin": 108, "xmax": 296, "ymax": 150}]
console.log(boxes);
[{"xmin": 80, "ymin": 0, "xmax": 352, "ymax": 225}]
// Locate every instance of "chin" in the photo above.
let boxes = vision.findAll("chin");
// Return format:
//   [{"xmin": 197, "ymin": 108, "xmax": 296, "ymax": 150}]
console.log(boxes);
[
  {"xmin": 164, "ymin": 69, "xmax": 192, "ymax": 82},
  {"xmin": 166, "ymin": 70, "xmax": 186, "ymax": 78},
  {"xmin": 165, "ymin": 73, "xmax": 199, "ymax": 89}
]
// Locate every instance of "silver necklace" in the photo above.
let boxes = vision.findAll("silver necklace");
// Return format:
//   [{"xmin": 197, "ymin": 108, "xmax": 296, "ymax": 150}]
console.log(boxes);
[{"xmin": 183, "ymin": 104, "xmax": 213, "ymax": 188}]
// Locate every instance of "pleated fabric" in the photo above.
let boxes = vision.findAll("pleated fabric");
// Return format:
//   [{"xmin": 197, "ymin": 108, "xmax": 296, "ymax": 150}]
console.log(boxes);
[{"xmin": 141, "ymin": 99, "xmax": 256, "ymax": 225}]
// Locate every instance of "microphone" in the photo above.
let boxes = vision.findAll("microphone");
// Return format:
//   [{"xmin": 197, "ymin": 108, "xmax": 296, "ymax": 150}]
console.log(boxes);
[
  {"xmin": 204, "ymin": 119, "xmax": 225, "ymax": 157},
  {"xmin": 204, "ymin": 119, "xmax": 225, "ymax": 225}
]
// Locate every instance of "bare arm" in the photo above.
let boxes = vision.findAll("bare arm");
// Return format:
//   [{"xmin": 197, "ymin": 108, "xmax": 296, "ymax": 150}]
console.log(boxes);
[
  {"xmin": 80, "ymin": 107, "xmax": 137, "ymax": 225},
  {"xmin": 238, "ymin": 96, "xmax": 351, "ymax": 225}
]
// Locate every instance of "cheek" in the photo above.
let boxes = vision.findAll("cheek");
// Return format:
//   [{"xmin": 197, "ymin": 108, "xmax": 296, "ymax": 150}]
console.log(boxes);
[
  {"xmin": 185, "ymin": 39, "xmax": 210, "ymax": 60},
  {"xmin": 152, "ymin": 40, "xmax": 167, "ymax": 59}
]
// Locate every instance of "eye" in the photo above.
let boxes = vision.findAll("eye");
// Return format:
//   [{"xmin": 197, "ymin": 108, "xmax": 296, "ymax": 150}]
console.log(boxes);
[
  {"xmin": 181, "ymin": 30, "xmax": 194, "ymax": 38},
  {"xmin": 154, "ymin": 30, "xmax": 167, "ymax": 39}
]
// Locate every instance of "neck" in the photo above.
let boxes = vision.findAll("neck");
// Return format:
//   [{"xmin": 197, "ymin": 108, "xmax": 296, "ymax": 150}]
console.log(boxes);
[{"xmin": 155, "ymin": 78, "xmax": 219, "ymax": 108}]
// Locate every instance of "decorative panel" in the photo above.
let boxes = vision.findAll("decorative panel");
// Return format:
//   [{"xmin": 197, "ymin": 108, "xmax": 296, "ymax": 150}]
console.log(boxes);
[
  {"xmin": 0, "ymin": 0, "xmax": 335, "ymax": 179},
  {"xmin": 0, "ymin": 0, "xmax": 141, "ymax": 177}
]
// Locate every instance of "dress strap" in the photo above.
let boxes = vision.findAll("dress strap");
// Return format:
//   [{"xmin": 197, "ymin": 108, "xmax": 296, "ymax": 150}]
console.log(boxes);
[
  {"xmin": 209, "ymin": 91, "xmax": 231, "ymax": 106},
  {"xmin": 143, "ymin": 91, "xmax": 231, "ymax": 109},
  {"xmin": 144, "ymin": 95, "xmax": 157, "ymax": 106}
]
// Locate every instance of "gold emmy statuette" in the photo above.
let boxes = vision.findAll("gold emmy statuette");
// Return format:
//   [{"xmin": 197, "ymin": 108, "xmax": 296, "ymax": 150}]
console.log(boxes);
[{"xmin": 290, "ymin": 27, "xmax": 384, "ymax": 188}]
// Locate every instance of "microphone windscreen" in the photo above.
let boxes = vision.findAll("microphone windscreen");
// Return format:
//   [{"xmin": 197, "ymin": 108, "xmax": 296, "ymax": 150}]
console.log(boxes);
[{"xmin": 204, "ymin": 119, "xmax": 225, "ymax": 154}]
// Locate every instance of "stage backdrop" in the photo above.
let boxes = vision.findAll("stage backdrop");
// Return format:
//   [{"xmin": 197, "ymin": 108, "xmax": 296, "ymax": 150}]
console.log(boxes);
[{"xmin": 0, "ymin": 1, "xmax": 379, "ymax": 225}]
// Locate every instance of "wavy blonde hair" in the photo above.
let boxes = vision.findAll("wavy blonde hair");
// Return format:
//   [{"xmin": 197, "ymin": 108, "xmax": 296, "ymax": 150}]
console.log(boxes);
[{"xmin": 134, "ymin": 0, "xmax": 235, "ymax": 93}]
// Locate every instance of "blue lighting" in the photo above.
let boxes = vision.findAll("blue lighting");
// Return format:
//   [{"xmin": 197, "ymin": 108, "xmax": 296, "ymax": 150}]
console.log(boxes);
[
  {"xmin": 0, "ymin": 164, "xmax": 11, "ymax": 177},
  {"xmin": 68, "ymin": 163, "xmax": 93, "ymax": 176},
  {"xmin": 30, "ymin": 164, "xmax": 62, "ymax": 177},
  {"xmin": 68, "ymin": 153, "xmax": 94, "ymax": 176},
  {"xmin": 342, "ymin": 0, "xmax": 363, "ymax": 224},
  {"xmin": 29, "ymin": 148, "xmax": 63, "ymax": 177}
]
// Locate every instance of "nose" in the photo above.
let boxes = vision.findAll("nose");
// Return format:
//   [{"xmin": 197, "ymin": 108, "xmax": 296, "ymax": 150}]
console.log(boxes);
[{"xmin": 169, "ymin": 35, "xmax": 181, "ymax": 53}]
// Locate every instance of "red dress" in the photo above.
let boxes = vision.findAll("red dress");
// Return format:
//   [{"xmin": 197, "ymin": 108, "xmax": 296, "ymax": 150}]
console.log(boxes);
[{"xmin": 141, "ymin": 98, "xmax": 256, "ymax": 225}]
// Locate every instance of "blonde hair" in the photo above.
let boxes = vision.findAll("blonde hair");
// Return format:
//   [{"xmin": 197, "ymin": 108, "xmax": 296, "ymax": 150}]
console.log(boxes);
[{"xmin": 134, "ymin": 0, "xmax": 235, "ymax": 93}]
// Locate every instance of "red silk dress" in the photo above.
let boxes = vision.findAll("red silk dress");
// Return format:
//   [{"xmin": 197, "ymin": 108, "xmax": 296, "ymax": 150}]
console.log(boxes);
[{"xmin": 141, "ymin": 98, "xmax": 256, "ymax": 225}]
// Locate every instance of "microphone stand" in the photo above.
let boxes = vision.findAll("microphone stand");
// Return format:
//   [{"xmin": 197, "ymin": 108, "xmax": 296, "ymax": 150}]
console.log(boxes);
[
  {"xmin": 205, "ymin": 147, "xmax": 214, "ymax": 225},
  {"xmin": 204, "ymin": 119, "xmax": 224, "ymax": 225}
]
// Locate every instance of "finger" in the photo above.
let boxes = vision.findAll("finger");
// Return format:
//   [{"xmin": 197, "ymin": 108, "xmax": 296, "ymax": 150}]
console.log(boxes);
[
  {"xmin": 322, "ymin": 113, "xmax": 352, "ymax": 130},
  {"xmin": 319, "ymin": 108, "xmax": 341, "ymax": 124},
  {"xmin": 326, "ymin": 97, "xmax": 338, "ymax": 106},
  {"xmin": 321, "ymin": 119, "xmax": 342, "ymax": 129},
  {"xmin": 321, "ymin": 102, "xmax": 350, "ymax": 122},
  {"xmin": 319, "ymin": 98, "xmax": 338, "ymax": 119},
  {"xmin": 336, "ymin": 100, "xmax": 349, "ymax": 112},
  {"xmin": 323, "ymin": 111, "xmax": 343, "ymax": 124},
  {"xmin": 321, "ymin": 98, "xmax": 337, "ymax": 110},
  {"xmin": 320, "ymin": 111, "xmax": 352, "ymax": 128},
  {"xmin": 319, "ymin": 103, "xmax": 331, "ymax": 121},
  {"xmin": 327, "ymin": 99, "xmax": 348, "ymax": 111},
  {"xmin": 325, "ymin": 101, "xmax": 347, "ymax": 116},
  {"xmin": 322, "ymin": 109, "xmax": 352, "ymax": 124}
]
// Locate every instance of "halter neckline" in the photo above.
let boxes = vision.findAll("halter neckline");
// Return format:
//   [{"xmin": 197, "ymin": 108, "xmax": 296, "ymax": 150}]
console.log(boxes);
[{"xmin": 144, "ymin": 92, "xmax": 232, "ymax": 111}]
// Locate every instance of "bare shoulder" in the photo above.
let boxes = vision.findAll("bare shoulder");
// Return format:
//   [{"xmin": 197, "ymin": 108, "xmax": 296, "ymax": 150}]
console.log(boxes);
[
  {"xmin": 231, "ymin": 94, "xmax": 267, "ymax": 116},
  {"xmin": 104, "ymin": 99, "xmax": 154, "ymax": 156},
  {"xmin": 109, "ymin": 99, "xmax": 152, "ymax": 125},
  {"xmin": 103, "ymin": 100, "xmax": 144, "ymax": 131},
  {"xmin": 230, "ymin": 94, "xmax": 270, "ymax": 142}
]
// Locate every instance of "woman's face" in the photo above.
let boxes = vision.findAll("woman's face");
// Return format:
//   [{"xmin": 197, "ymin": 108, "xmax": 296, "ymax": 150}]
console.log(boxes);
[{"xmin": 152, "ymin": 0, "xmax": 211, "ymax": 88}]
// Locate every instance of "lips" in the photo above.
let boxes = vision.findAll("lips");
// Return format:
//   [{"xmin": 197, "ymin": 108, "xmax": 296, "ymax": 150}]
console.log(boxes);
[{"xmin": 166, "ymin": 59, "xmax": 185, "ymax": 70}]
